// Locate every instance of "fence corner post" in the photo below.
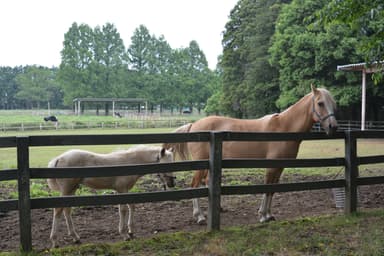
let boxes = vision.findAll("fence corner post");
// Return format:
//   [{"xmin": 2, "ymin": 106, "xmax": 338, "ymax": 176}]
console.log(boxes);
[
  {"xmin": 208, "ymin": 131, "xmax": 223, "ymax": 231},
  {"xmin": 17, "ymin": 136, "xmax": 32, "ymax": 252},
  {"xmin": 344, "ymin": 130, "xmax": 358, "ymax": 214}
]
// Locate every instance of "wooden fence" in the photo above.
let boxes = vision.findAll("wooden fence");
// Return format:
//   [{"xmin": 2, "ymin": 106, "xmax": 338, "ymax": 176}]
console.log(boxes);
[{"xmin": 0, "ymin": 130, "xmax": 384, "ymax": 252}]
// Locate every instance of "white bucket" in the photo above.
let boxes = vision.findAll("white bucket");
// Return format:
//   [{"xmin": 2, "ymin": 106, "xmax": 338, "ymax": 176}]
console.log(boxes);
[{"xmin": 332, "ymin": 187, "xmax": 360, "ymax": 208}]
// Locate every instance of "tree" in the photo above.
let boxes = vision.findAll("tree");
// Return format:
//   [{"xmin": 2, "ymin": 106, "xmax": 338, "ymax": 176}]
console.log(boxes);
[
  {"xmin": 0, "ymin": 66, "xmax": 24, "ymax": 109},
  {"xmin": 92, "ymin": 23, "xmax": 128, "ymax": 114},
  {"xmin": 127, "ymin": 25, "xmax": 153, "ymax": 73},
  {"xmin": 220, "ymin": 0, "xmax": 288, "ymax": 118},
  {"xmin": 58, "ymin": 22, "xmax": 95, "ymax": 105},
  {"xmin": 59, "ymin": 22, "xmax": 128, "ymax": 113},
  {"xmin": 269, "ymin": 0, "xmax": 363, "ymax": 109},
  {"xmin": 318, "ymin": 0, "xmax": 384, "ymax": 65},
  {"xmin": 15, "ymin": 66, "xmax": 61, "ymax": 109},
  {"xmin": 180, "ymin": 41, "xmax": 211, "ymax": 113}
]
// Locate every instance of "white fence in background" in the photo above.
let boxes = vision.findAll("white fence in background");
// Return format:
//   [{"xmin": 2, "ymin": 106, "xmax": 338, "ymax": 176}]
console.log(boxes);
[{"xmin": 1, "ymin": 120, "xmax": 384, "ymax": 132}]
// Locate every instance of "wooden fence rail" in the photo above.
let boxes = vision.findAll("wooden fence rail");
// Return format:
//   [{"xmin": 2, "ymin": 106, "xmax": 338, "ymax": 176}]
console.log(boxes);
[{"xmin": 0, "ymin": 130, "xmax": 383, "ymax": 252}]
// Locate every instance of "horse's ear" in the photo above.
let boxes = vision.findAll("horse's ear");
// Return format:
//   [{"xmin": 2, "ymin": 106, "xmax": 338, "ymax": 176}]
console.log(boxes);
[{"xmin": 311, "ymin": 84, "xmax": 318, "ymax": 94}]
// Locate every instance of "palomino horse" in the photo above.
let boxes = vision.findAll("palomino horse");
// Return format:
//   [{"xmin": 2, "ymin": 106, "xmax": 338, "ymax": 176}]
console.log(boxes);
[
  {"xmin": 47, "ymin": 145, "xmax": 175, "ymax": 248},
  {"xmin": 164, "ymin": 85, "xmax": 337, "ymax": 224}
]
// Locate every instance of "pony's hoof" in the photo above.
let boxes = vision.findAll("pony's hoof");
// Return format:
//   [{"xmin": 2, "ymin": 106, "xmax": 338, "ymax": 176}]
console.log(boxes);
[
  {"xmin": 124, "ymin": 233, "xmax": 134, "ymax": 241},
  {"xmin": 260, "ymin": 216, "xmax": 276, "ymax": 223},
  {"xmin": 197, "ymin": 216, "xmax": 206, "ymax": 225}
]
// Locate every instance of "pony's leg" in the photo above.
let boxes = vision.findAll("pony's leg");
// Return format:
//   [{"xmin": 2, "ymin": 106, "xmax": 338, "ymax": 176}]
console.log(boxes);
[
  {"xmin": 127, "ymin": 204, "xmax": 135, "ymax": 239},
  {"xmin": 50, "ymin": 207, "xmax": 63, "ymax": 248},
  {"xmin": 63, "ymin": 207, "xmax": 80, "ymax": 243},
  {"xmin": 118, "ymin": 204, "xmax": 130, "ymax": 240},
  {"xmin": 258, "ymin": 168, "xmax": 283, "ymax": 223}
]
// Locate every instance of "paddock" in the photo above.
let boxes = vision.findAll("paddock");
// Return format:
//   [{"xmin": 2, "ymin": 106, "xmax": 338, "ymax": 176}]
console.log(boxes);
[{"xmin": 0, "ymin": 130, "xmax": 383, "ymax": 252}]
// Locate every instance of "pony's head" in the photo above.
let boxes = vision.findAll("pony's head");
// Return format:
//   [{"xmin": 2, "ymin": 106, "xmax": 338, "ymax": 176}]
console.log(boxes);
[
  {"xmin": 311, "ymin": 84, "xmax": 338, "ymax": 135},
  {"xmin": 157, "ymin": 147, "xmax": 176, "ymax": 189}
]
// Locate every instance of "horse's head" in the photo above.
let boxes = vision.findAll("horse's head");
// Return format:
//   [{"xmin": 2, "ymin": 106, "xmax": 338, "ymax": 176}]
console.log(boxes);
[
  {"xmin": 157, "ymin": 147, "xmax": 176, "ymax": 189},
  {"xmin": 311, "ymin": 84, "xmax": 338, "ymax": 135}
]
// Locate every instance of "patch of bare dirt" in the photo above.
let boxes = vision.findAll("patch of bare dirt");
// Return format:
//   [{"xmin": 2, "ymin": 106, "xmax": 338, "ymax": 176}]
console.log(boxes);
[{"xmin": 1, "ymin": 174, "xmax": 384, "ymax": 252}]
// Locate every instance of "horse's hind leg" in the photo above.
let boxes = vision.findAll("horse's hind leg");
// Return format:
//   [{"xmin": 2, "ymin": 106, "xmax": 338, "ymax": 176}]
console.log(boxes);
[
  {"xmin": 63, "ymin": 207, "xmax": 80, "ymax": 243},
  {"xmin": 50, "ymin": 207, "xmax": 63, "ymax": 248}
]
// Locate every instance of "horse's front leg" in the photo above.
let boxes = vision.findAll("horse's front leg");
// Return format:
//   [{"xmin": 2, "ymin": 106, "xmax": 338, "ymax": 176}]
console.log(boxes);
[
  {"xmin": 191, "ymin": 170, "xmax": 207, "ymax": 225},
  {"xmin": 258, "ymin": 193, "xmax": 275, "ymax": 222},
  {"xmin": 258, "ymin": 168, "xmax": 282, "ymax": 223},
  {"xmin": 192, "ymin": 198, "xmax": 206, "ymax": 224}
]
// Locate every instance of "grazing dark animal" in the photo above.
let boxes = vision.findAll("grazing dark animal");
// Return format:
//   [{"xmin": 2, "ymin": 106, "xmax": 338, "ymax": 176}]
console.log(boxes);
[
  {"xmin": 114, "ymin": 112, "xmax": 123, "ymax": 118},
  {"xmin": 44, "ymin": 115, "xmax": 58, "ymax": 122}
]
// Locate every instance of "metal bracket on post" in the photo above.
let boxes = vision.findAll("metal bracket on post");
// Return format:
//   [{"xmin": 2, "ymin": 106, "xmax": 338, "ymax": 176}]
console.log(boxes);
[
  {"xmin": 344, "ymin": 130, "xmax": 358, "ymax": 214},
  {"xmin": 208, "ymin": 131, "xmax": 223, "ymax": 231},
  {"xmin": 17, "ymin": 136, "xmax": 32, "ymax": 252}
]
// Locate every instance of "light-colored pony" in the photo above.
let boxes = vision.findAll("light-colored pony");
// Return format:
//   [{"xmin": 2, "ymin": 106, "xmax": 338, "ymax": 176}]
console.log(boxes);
[
  {"xmin": 164, "ymin": 85, "xmax": 338, "ymax": 224},
  {"xmin": 47, "ymin": 145, "xmax": 175, "ymax": 248}
]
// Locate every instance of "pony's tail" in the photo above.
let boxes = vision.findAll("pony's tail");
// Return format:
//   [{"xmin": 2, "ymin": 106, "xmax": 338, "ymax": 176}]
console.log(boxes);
[
  {"xmin": 163, "ymin": 123, "xmax": 193, "ymax": 160},
  {"xmin": 47, "ymin": 158, "xmax": 60, "ymax": 191}
]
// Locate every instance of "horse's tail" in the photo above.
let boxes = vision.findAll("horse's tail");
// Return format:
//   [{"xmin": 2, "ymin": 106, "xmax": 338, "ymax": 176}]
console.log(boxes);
[
  {"xmin": 163, "ymin": 123, "xmax": 193, "ymax": 160},
  {"xmin": 47, "ymin": 158, "xmax": 60, "ymax": 191}
]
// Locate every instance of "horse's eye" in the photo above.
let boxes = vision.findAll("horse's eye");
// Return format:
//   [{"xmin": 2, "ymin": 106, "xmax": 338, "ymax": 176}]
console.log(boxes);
[{"xmin": 318, "ymin": 102, "xmax": 324, "ymax": 108}]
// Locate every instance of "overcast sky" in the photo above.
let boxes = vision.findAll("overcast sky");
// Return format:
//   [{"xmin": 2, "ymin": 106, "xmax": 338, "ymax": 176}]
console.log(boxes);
[{"xmin": 0, "ymin": 0, "xmax": 238, "ymax": 70}]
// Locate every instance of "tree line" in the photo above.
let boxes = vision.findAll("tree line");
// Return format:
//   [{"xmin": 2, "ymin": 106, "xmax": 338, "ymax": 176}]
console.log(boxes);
[
  {"xmin": 209, "ymin": 0, "xmax": 383, "ymax": 121},
  {"xmin": 0, "ymin": 23, "xmax": 215, "ymax": 114},
  {"xmin": 1, "ymin": 0, "xmax": 383, "ymax": 120}
]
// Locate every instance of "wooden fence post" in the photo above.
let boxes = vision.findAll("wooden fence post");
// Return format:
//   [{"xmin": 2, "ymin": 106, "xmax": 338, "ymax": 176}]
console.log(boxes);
[
  {"xmin": 344, "ymin": 130, "xmax": 358, "ymax": 214},
  {"xmin": 208, "ymin": 131, "xmax": 223, "ymax": 231},
  {"xmin": 17, "ymin": 136, "xmax": 32, "ymax": 252}
]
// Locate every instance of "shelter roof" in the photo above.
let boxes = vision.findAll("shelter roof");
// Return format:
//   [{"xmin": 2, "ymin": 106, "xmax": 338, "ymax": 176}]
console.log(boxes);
[
  {"xmin": 337, "ymin": 61, "xmax": 384, "ymax": 73},
  {"xmin": 73, "ymin": 98, "xmax": 146, "ymax": 103}
]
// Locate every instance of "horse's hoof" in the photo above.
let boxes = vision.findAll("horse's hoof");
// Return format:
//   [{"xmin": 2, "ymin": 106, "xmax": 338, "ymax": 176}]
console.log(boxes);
[{"xmin": 128, "ymin": 232, "xmax": 134, "ymax": 239}]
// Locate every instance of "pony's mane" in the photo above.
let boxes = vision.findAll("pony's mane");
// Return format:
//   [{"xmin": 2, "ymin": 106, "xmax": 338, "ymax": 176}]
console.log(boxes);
[{"xmin": 115, "ymin": 145, "xmax": 161, "ymax": 154}]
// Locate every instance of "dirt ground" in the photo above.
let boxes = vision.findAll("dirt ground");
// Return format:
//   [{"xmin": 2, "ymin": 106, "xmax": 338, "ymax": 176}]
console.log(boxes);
[{"xmin": 1, "ymin": 174, "xmax": 384, "ymax": 252}]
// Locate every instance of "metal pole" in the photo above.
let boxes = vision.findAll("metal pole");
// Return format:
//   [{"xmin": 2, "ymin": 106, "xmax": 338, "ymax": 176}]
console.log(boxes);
[{"xmin": 361, "ymin": 70, "xmax": 366, "ymax": 130}]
